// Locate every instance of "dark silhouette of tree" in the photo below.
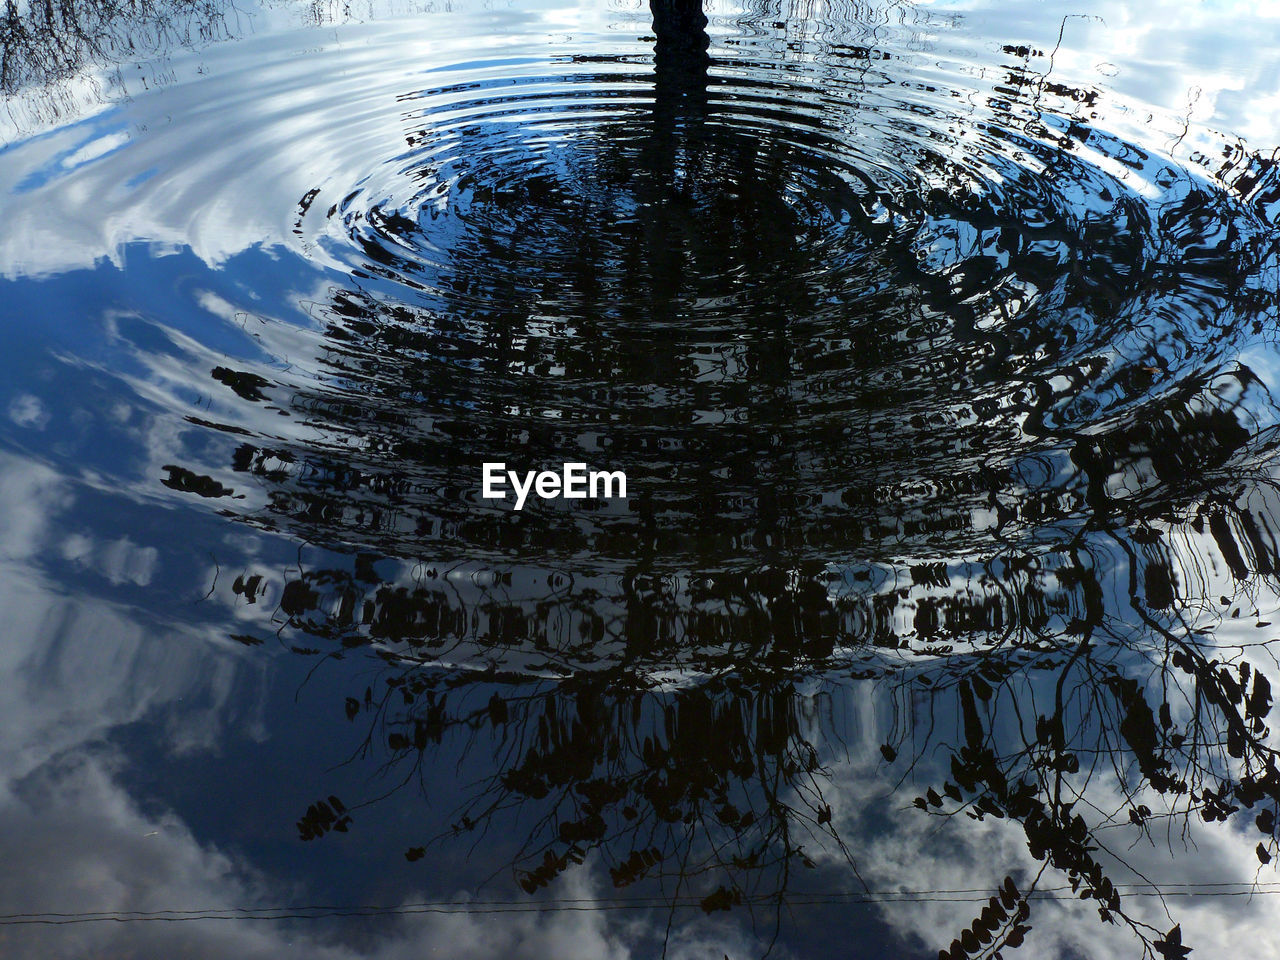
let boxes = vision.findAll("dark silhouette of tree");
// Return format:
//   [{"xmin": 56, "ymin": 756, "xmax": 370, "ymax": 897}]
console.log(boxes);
[
  {"xmin": 0, "ymin": 0, "xmax": 233, "ymax": 93},
  {"xmin": 25, "ymin": 0, "xmax": 1280, "ymax": 955},
  {"xmin": 213, "ymin": 16, "xmax": 1280, "ymax": 958}
]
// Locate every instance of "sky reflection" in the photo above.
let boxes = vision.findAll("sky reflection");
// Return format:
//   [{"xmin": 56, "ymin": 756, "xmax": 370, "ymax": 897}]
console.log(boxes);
[{"xmin": 3, "ymin": 1, "xmax": 1280, "ymax": 958}]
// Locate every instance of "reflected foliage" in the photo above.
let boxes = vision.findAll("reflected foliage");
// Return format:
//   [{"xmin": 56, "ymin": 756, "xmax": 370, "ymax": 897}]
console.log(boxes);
[
  {"xmin": 191, "ymin": 6, "xmax": 1280, "ymax": 957},
  {"xmin": 292, "ymin": 505, "xmax": 1280, "ymax": 957},
  {"xmin": 11, "ymin": 0, "xmax": 1280, "ymax": 956},
  {"xmin": 0, "ymin": 0, "xmax": 232, "ymax": 93}
]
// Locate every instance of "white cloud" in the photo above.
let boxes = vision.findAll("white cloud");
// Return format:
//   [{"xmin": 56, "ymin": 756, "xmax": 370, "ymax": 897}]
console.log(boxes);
[{"xmin": 0, "ymin": 752, "xmax": 640, "ymax": 960}]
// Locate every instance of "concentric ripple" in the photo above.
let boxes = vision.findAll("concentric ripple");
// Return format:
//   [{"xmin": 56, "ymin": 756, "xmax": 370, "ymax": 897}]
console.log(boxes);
[
  {"xmin": 288, "ymin": 33, "xmax": 1280, "ymax": 554},
  {"xmin": 3, "ymin": 0, "xmax": 1280, "ymax": 663}
]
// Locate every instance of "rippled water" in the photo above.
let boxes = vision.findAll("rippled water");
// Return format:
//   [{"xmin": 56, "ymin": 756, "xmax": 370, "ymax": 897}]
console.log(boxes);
[{"xmin": 3, "ymin": 1, "xmax": 1280, "ymax": 957}]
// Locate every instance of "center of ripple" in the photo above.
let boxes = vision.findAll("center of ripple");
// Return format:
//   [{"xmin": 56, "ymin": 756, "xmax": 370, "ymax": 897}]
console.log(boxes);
[{"xmin": 118, "ymin": 26, "xmax": 1279, "ymax": 661}]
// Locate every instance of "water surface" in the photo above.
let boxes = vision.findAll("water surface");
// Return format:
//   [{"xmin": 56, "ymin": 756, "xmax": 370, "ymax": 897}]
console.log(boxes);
[{"xmin": 3, "ymin": 1, "xmax": 1280, "ymax": 957}]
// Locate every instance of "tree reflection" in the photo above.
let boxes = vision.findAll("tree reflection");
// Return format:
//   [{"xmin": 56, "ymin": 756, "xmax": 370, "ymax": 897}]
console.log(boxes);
[
  {"xmin": 286, "ymin": 490, "xmax": 1280, "ymax": 957},
  {"xmin": 21, "ymin": 0, "xmax": 1280, "ymax": 955},
  {"xmin": 0, "ymin": 0, "xmax": 234, "ymax": 93},
  {"xmin": 224, "ymin": 10, "xmax": 1280, "ymax": 957}
]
